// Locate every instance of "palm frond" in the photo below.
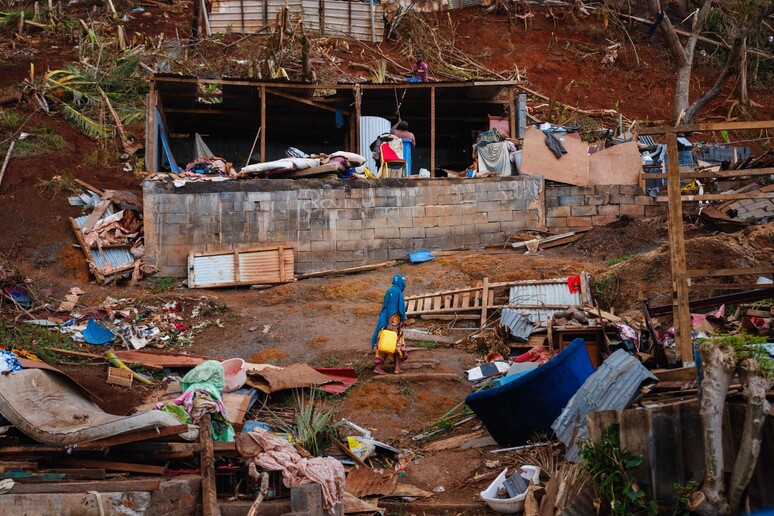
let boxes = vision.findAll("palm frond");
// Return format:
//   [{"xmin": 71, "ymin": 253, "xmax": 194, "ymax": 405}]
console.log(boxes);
[
  {"xmin": 119, "ymin": 111, "xmax": 144, "ymax": 126},
  {"xmin": 57, "ymin": 102, "xmax": 108, "ymax": 138}
]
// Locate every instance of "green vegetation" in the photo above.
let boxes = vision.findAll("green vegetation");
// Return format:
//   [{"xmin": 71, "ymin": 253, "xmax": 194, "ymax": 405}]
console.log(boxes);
[
  {"xmin": 274, "ymin": 389, "xmax": 340, "ymax": 456},
  {"xmin": 399, "ymin": 382, "xmax": 412, "ymax": 395},
  {"xmin": 672, "ymin": 481, "xmax": 700, "ymax": 516},
  {"xmin": 0, "ymin": 322, "xmax": 82, "ymax": 364},
  {"xmin": 699, "ymin": 333, "xmax": 773, "ymax": 376},
  {"xmin": 83, "ymin": 145, "xmax": 117, "ymax": 167},
  {"xmin": 415, "ymin": 340, "xmax": 437, "ymax": 350},
  {"xmin": 606, "ymin": 255, "xmax": 633, "ymax": 266},
  {"xmin": 325, "ymin": 356, "xmax": 339, "ymax": 367},
  {"xmin": 580, "ymin": 424, "xmax": 658, "ymax": 516},
  {"xmin": 35, "ymin": 172, "xmax": 81, "ymax": 198},
  {"xmin": 150, "ymin": 277, "xmax": 178, "ymax": 294}
]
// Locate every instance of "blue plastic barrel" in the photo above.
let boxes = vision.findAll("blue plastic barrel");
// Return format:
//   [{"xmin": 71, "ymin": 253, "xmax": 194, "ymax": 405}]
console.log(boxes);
[{"xmin": 401, "ymin": 138, "xmax": 413, "ymax": 176}]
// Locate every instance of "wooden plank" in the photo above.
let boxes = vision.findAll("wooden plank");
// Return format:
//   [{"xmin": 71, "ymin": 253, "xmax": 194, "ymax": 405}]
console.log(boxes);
[
  {"xmin": 443, "ymin": 294, "xmax": 452, "ymax": 309},
  {"xmin": 688, "ymin": 283, "xmax": 774, "ymax": 290},
  {"xmin": 295, "ymin": 260, "xmax": 398, "ymax": 280},
  {"xmin": 480, "ymin": 277, "xmax": 489, "ymax": 328},
  {"xmin": 618, "ymin": 408, "xmax": 653, "ymax": 500},
  {"xmin": 82, "ymin": 424, "xmax": 191, "ymax": 447},
  {"xmin": 277, "ymin": 245, "xmax": 285, "ymax": 282},
  {"xmin": 57, "ymin": 458, "xmax": 165, "ymax": 475},
  {"xmin": 73, "ymin": 178, "xmax": 104, "ymax": 196},
  {"xmin": 233, "ymin": 249, "xmax": 240, "ymax": 284},
  {"xmin": 452, "ymin": 294, "xmax": 461, "ymax": 309},
  {"xmin": 106, "ymin": 367, "xmax": 133, "ymax": 387},
  {"xmin": 666, "ymin": 133, "xmax": 693, "ymax": 365},
  {"xmin": 461, "ymin": 291, "xmax": 471, "ymax": 309},
  {"xmin": 638, "ymin": 120, "xmax": 774, "ymax": 135},
  {"xmin": 640, "ymin": 166, "xmax": 774, "ymax": 180},
  {"xmin": 407, "ymin": 299, "xmax": 417, "ymax": 313},
  {"xmin": 656, "ymin": 192, "xmax": 774, "ymax": 202},
  {"xmin": 81, "ymin": 191, "xmax": 115, "ymax": 234},
  {"xmin": 36, "ymin": 469, "xmax": 106, "ymax": 480},
  {"xmin": 200, "ymin": 413, "xmax": 218, "ymax": 516},
  {"xmin": 419, "ymin": 314, "xmax": 480, "ymax": 321},
  {"xmin": 265, "ymin": 88, "xmax": 347, "ymax": 114},
  {"xmin": 432, "ymin": 296, "xmax": 441, "ymax": 311},
  {"xmin": 686, "ymin": 266, "xmax": 774, "ymax": 279},
  {"xmin": 68, "ymin": 217, "xmax": 105, "ymax": 283},
  {"xmin": 9, "ymin": 478, "xmax": 160, "ymax": 494}
]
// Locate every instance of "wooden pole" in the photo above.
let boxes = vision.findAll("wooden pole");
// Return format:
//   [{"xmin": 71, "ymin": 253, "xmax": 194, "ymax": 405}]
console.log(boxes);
[
  {"xmin": 430, "ymin": 85, "xmax": 436, "ymax": 177},
  {"xmin": 354, "ymin": 85, "xmax": 362, "ymax": 157},
  {"xmin": 665, "ymin": 133, "xmax": 692, "ymax": 365},
  {"xmin": 260, "ymin": 86, "xmax": 266, "ymax": 163},
  {"xmin": 147, "ymin": 81, "xmax": 156, "ymax": 172},
  {"xmin": 199, "ymin": 413, "xmax": 218, "ymax": 516},
  {"xmin": 508, "ymin": 88, "xmax": 516, "ymax": 138}
]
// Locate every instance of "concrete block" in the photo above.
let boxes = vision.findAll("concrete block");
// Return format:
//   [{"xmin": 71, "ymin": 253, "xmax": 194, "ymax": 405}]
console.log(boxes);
[
  {"xmin": 400, "ymin": 226, "xmax": 425, "ymax": 239},
  {"xmin": 592, "ymin": 216, "xmax": 619, "ymax": 225},
  {"xmin": 334, "ymin": 219, "xmax": 363, "ymax": 231},
  {"xmin": 597, "ymin": 205, "xmax": 620, "ymax": 217},
  {"xmin": 635, "ymin": 195, "xmax": 657, "ymax": 205},
  {"xmin": 487, "ymin": 210, "xmax": 515, "ymax": 222},
  {"xmin": 585, "ymin": 195, "xmax": 609, "ymax": 206},
  {"xmin": 437, "ymin": 215, "xmax": 465, "ymax": 226},
  {"xmin": 472, "ymin": 212, "xmax": 488, "ymax": 224},
  {"xmin": 619, "ymin": 204, "xmax": 646, "ymax": 217},
  {"xmin": 566, "ymin": 217, "xmax": 594, "ymax": 228},
  {"xmin": 546, "ymin": 217, "xmax": 568, "ymax": 228},
  {"xmin": 610, "ymin": 193, "xmax": 636, "ymax": 205},
  {"xmin": 545, "ymin": 196, "xmax": 560, "ymax": 208},
  {"xmin": 374, "ymin": 227, "xmax": 400, "ymax": 240},
  {"xmin": 571, "ymin": 206, "xmax": 597, "ymax": 217},
  {"xmin": 335, "ymin": 239, "xmax": 362, "ymax": 251},
  {"xmin": 425, "ymin": 205, "xmax": 454, "ymax": 218},
  {"xmin": 163, "ymin": 213, "xmax": 191, "ymax": 225},
  {"xmin": 547, "ymin": 206, "xmax": 571, "ymax": 218},
  {"xmin": 387, "ymin": 217, "xmax": 415, "ymax": 228},
  {"xmin": 414, "ymin": 216, "xmax": 439, "ymax": 228},
  {"xmin": 311, "ymin": 240, "xmax": 333, "ymax": 252},
  {"xmin": 425, "ymin": 226, "xmax": 453, "ymax": 238},
  {"xmin": 557, "ymin": 195, "xmax": 582, "ymax": 206},
  {"xmin": 618, "ymin": 184, "xmax": 645, "ymax": 196},
  {"xmin": 501, "ymin": 219, "xmax": 533, "ymax": 233},
  {"xmin": 475, "ymin": 222, "xmax": 501, "ymax": 234}
]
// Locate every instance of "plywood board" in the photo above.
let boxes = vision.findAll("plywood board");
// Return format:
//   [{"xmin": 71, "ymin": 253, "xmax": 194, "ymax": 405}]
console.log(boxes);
[
  {"xmin": 589, "ymin": 141, "xmax": 642, "ymax": 185},
  {"xmin": 520, "ymin": 126, "xmax": 590, "ymax": 186}
]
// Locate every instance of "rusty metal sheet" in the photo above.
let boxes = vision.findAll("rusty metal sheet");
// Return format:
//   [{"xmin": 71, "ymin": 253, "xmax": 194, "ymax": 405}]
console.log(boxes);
[{"xmin": 345, "ymin": 466, "xmax": 398, "ymax": 497}]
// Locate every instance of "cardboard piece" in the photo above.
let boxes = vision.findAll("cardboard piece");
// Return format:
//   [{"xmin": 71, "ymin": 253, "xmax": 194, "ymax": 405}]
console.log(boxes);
[
  {"xmin": 520, "ymin": 127, "xmax": 640, "ymax": 186},
  {"xmin": 245, "ymin": 363, "xmax": 336, "ymax": 394}
]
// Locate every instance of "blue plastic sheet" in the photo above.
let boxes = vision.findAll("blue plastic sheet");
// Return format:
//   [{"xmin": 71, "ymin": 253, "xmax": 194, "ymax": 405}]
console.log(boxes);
[{"xmin": 83, "ymin": 318, "xmax": 116, "ymax": 345}]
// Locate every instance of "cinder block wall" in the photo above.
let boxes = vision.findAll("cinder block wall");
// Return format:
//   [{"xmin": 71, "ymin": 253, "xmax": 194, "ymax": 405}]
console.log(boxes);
[
  {"xmin": 544, "ymin": 184, "xmax": 665, "ymax": 232},
  {"xmin": 143, "ymin": 176, "xmax": 546, "ymax": 276}
]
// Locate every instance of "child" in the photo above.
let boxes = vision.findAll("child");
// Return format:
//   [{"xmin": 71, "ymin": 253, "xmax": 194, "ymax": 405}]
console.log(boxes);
[{"xmin": 374, "ymin": 314, "xmax": 408, "ymax": 375}]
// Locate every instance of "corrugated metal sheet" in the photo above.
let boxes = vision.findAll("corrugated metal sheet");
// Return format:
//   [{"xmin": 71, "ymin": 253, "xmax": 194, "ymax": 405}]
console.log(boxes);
[
  {"xmin": 209, "ymin": 0, "xmax": 383, "ymax": 41},
  {"xmin": 359, "ymin": 116, "xmax": 391, "ymax": 173},
  {"xmin": 188, "ymin": 247, "xmax": 294, "ymax": 288},
  {"xmin": 551, "ymin": 349, "xmax": 657, "ymax": 462},
  {"xmin": 507, "ymin": 274, "xmax": 591, "ymax": 323},
  {"xmin": 500, "ymin": 309, "xmax": 533, "ymax": 341},
  {"xmin": 73, "ymin": 213, "xmax": 136, "ymax": 270}
]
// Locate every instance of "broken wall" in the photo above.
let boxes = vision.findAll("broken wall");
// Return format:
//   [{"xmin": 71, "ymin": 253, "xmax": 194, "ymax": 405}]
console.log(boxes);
[{"xmin": 143, "ymin": 176, "xmax": 544, "ymax": 276}]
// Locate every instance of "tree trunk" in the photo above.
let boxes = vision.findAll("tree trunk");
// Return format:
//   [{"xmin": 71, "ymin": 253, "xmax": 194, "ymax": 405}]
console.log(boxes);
[
  {"xmin": 688, "ymin": 343, "xmax": 736, "ymax": 516},
  {"xmin": 737, "ymin": 34, "xmax": 749, "ymax": 107},
  {"xmin": 683, "ymin": 27, "xmax": 748, "ymax": 124},
  {"xmin": 673, "ymin": 61, "xmax": 693, "ymax": 123},
  {"xmin": 727, "ymin": 359, "xmax": 773, "ymax": 513}
]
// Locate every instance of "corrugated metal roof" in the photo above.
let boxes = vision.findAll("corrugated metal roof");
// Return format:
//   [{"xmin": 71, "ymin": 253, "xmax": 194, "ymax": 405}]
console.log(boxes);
[
  {"xmin": 73, "ymin": 213, "xmax": 136, "ymax": 270},
  {"xmin": 507, "ymin": 274, "xmax": 591, "ymax": 323},
  {"xmin": 209, "ymin": 0, "xmax": 383, "ymax": 41},
  {"xmin": 551, "ymin": 349, "xmax": 657, "ymax": 462},
  {"xmin": 189, "ymin": 254, "xmax": 236, "ymax": 288},
  {"xmin": 500, "ymin": 309, "xmax": 534, "ymax": 341}
]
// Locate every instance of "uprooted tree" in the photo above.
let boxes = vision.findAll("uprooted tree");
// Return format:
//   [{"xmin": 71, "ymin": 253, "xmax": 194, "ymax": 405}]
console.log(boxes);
[
  {"xmin": 644, "ymin": 0, "xmax": 773, "ymax": 124},
  {"xmin": 689, "ymin": 334, "xmax": 773, "ymax": 516}
]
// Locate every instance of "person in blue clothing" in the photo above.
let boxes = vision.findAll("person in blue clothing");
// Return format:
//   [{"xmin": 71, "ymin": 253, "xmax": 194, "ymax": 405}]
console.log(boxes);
[{"xmin": 371, "ymin": 274, "xmax": 408, "ymax": 375}]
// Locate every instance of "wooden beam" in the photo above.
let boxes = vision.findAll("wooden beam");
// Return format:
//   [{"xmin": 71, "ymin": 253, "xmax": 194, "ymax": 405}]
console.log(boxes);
[
  {"xmin": 8, "ymin": 479, "xmax": 160, "ymax": 494},
  {"xmin": 638, "ymin": 120, "xmax": 774, "ymax": 135},
  {"xmin": 665, "ymin": 133, "xmax": 693, "ymax": 365},
  {"xmin": 641, "ymin": 167, "xmax": 774, "ymax": 180},
  {"xmin": 430, "ymin": 85, "xmax": 436, "ymax": 176},
  {"xmin": 508, "ymin": 88, "xmax": 516, "ymax": 138},
  {"xmin": 147, "ymin": 80, "xmax": 156, "ymax": 172},
  {"xmin": 656, "ymin": 192, "xmax": 774, "ymax": 202},
  {"xmin": 57, "ymin": 458, "xmax": 165, "ymax": 475},
  {"xmin": 480, "ymin": 277, "xmax": 489, "ymax": 328},
  {"xmin": 687, "ymin": 266, "xmax": 774, "ymax": 279},
  {"xmin": 688, "ymin": 283, "xmax": 774, "ymax": 290},
  {"xmin": 200, "ymin": 413, "xmax": 218, "ymax": 516},
  {"xmin": 354, "ymin": 85, "xmax": 361, "ymax": 157},
  {"xmin": 68, "ymin": 217, "xmax": 104, "ymax": 283},
  {"xmin": 260, "ymin": 86, "xmax": 266, "ymax": 163},
  {"xmin": 151, "ymin": 76, "xmax": 519, "ymax": 89},
  {"xmin": 265, "ymin": 88, "xmax": 348, "ymax": 114}
]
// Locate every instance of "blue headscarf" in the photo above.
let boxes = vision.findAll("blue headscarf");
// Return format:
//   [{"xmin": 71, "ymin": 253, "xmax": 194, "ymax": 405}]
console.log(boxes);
[{"xmin": 371, "ymin": 274, "xmax": 407, "ymax": 349}]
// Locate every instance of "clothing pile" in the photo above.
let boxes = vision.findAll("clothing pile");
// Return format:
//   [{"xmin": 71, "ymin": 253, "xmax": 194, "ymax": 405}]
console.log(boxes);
[
  {"xmin": 239, "ymin": 148, "xmax": 369, "ymax": 179},
  {"xmin": 475, "ymin": 128, "xmax": 517, "ymax": 177},
  {"xmin": 237, "ymin": 427, "xmax": 345, "ymax": 513},
  {"xmin": 156, "ymin": 360, "xmax": 234, "ymax": 442}
]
